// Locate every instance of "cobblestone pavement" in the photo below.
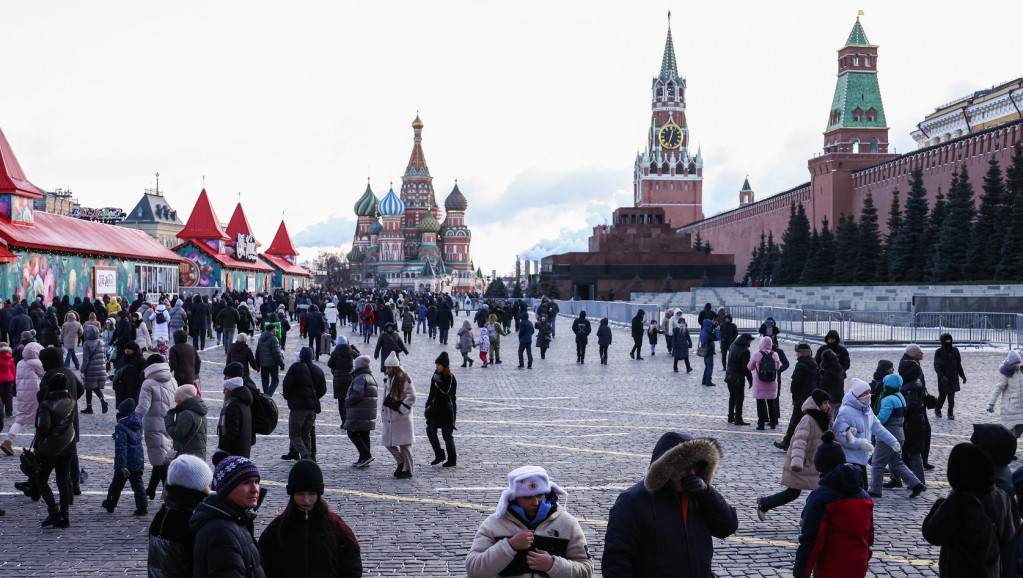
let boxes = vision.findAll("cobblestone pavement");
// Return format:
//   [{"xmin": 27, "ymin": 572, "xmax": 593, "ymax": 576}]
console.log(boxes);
[{"xmin": 0, "ymin": 317, "xmax": 1011, "ymax": 576}]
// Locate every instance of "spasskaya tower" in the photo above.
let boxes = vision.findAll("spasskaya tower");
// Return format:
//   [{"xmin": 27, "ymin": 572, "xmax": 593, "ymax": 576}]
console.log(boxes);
[{"xmin": 633, "ymin": 13, "xmax": 704, "ymax": 227}]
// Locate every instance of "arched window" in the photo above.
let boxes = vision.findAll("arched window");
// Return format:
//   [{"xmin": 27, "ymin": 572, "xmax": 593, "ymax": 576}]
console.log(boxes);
[
  {"xmin": 656, "ymin": 86, "xmax": 663, "ymax": 99},
  {"xmin": 649, "ymin": 161, "xmax": 658, "ymax": 174},
  {"xmin": 852, "ymin": 107, "xmax": 863, "ymax": 122},
  {"xmin": 869, "ymin": 138, "xmax": 879, "ymax": 153},
  {"xmin": 850, "ymin": 138, "xmax": 860, "ymax": 154},
  {"xmin": 667, "ymin": 83, "xmax": 676, "ymax": 97},
  {"xmin": 866, "ymin": 108, "xmax": 877, "ymax": 123},
  {"xmin": 676, "ymin": 161, "xmax": 685, "ymax": 174},
  {"xmin": 661, "ymin": 162, "xmax": 670, "ymax": 174}
]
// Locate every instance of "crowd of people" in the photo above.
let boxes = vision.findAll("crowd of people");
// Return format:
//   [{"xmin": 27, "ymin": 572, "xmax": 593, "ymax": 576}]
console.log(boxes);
[{"xmin": 3, "ymin": 286, "xmax": 1023, "ymax": 576}]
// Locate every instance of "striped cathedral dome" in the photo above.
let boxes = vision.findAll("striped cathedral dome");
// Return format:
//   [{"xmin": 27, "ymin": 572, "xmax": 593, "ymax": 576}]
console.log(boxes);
[
  {"xmin": 353, "ymin": 182, "xmax": 378, "ymax": 217},
  {"xmin": 377, "ymin": 186, "xmax": 405, "ymax": 216},
  {"xmin": 444, "ymin": 183, "xmax": 467, "ymax": 211}
]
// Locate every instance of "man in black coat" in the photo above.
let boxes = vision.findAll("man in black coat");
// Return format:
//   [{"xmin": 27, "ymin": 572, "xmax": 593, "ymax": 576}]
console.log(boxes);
[
  {"xmin": 630, "ymin": 309, "xmax": 646, "ymax": 360},
  {"xmin": 188, "ymin": 295, "xmax": 208, "ymax": 351},
  {"xmin": 899, "ymin": 343, "xmax": 933, "ymax": 477},
  {"xmin": 718, "ymin": 315, "xmax": 738, "ymax": 371},
  {"xmin": 0, "ymin": 301, "xmax": 16, "ymax": 344},
  {"xmin": 373, "ymin": 323, "xmax": 408, "ymax": 373},
  {"xmin": 724, "ymin": 334, "xmax": 754, "ymax": 426},
  {"xmin": 302, "ymin": 306, "xmax": 327, "ymax": 361},
  {"xmin": 113, "ymin": 311, "xmax": 134, "ymax": 359},
  {"xmin": 218, "ymin": 375, "xmax": 254, "ymax": 459},
  {"xmin": 602, "ymin": 432, "xmax": 738, "ymax": 577},
  {"xmin": 190, "ymin": 456, "xmax": 265, "ymax": 577},
  {"xmin": 775, "ymin": 342, "xmax": 820, "ymax": 450},
  {"xmin": 933, "ymin": 333, "xmax": 966, "ymax": 420},
  {"xmin": 814, "ymin": 330, "xmax": 851, "ymax": 377},
  {"xmin": 114, "ymin": 342, "xmax": 147, "ymax": 406},
  {"xmin": 282, "ymin": 346, "xmax": 327, "ymax": 462},
  {"xmin": 697, "ymin": 303, "xmax": 715, "ymax": 326},
  {"xmin": 571, "ymin": 311, "xmax": 592, "ymax": 364},
  {"xmin": 8, "ymin": 305, "xmax": 33, "ymax": 344},
  {"xmin": 436, "ymin": 304, "xmax": 453, "ymax": 344}
]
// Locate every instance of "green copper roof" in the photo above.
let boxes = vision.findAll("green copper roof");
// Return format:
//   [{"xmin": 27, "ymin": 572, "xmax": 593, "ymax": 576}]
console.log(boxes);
[
  {"xmin": 825, "ymin": 71, "xmax": 887, "ymax": 132},
  {"xmin": 659, "ymin": 25, "xmax": 679, "ymax": 82},
  {"xmin": 845, "ymin": 18, "xmax": 872, "ymax": 47},
  {"xmin": 741, "ymin": 177, "xmax": 752, "ymax": 192},
  {"xmin": 354, "ymin": 182, "xmax": 378, "ymax": 217},
  {"xmin": 419, "ymin": 260, "xmax": 437, "ymax": 278}
]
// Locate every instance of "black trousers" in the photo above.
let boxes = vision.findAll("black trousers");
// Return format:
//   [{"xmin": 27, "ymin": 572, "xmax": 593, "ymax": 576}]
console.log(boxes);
[
  {"xmin": 191, "ymin": 331, "xmax": 206, "ymax": 351},
  {"xmin": 781, "ymin": 401, "xmax": 804, "ymax": 445},
  {"xmin": 347, "ymin": 430, "xmax": 371, "ymax": 461},
  {"xmin": 599, "ymin": 346, "xmax": 609, "ymax": 364},
  {"xmin": 427, "ymin": 425, "xmax": 455, "ymax": 462},
  {"xmin": 37, "ymin": 454, "xmax": 73, "ymax": 514},
  {"xmin": 727, "ymin": 379, "xmax": 745, "ymax": 420},
  {"xmin": 576, "ymin": 342, "xmax": 587, "ymax": 361},
  {"xmin": 936, "ymin": 391, "xmax": 955, "ymax": 414},
  {"xmin": 518, "ymin": 343, "xmax": 533, "ymax": 367}
]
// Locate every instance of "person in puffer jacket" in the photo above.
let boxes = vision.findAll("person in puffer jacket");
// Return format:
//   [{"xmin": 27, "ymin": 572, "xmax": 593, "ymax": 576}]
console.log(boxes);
[
  {"xmin": 602, "ymin": 432, "xmax": 738, "ymax": 577},
  {"xmin": 136, "ymin": 355, "xmax": 178, "ymax": 500},
  {"xmin": 103, "ymin": 398, "xmax": 148, "ymax": 514},
  {"xmin": 869, "ymin": 374, "xmax": 925, "ymax": 498},
  {"xmin": 793, "ymin": 431, "xmax": 874, "ymax": 578},
  {"xmin": 148, "ymin": 454, "xmax": 213, "ymax": 578},
  {"xmin": 466, "ymin": 465, "xmax": 592, "ymax": 578},
  {"xmin": 832, "ymin": 379, "xmax": 898, "ymax": 490},
  {"xmin": 1, "ymin": 342, "xmax": 44, "ymax": 455},
  {"xmin": 189, "ymin": 456, "xmax": 265, "ymax": 577}
]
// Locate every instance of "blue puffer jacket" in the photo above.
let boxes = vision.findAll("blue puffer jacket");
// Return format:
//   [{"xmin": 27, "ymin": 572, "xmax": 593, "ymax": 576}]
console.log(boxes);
[
  {"xmin": 698, "ymin": 319, "xmax": 716, "ymax": 355},
  {"xmin": 833, "ymin": 390, "xmax": 897, "ymax": 466},
  {"xmin": 114, "ymin": 412, "xmax": 145, "ymax": 472}
]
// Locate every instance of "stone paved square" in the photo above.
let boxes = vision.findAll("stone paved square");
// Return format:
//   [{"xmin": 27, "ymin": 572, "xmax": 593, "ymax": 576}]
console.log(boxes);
[{"xmin": 0, "ymin": 317, "xmax": 1007, "ymax": 576}]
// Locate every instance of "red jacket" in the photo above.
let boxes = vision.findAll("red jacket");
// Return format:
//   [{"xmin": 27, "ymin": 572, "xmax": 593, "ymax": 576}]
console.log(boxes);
[
  {"xmin": 0, "ymin": 348, "xmax": 15, "ymax": 382},
  {"xmin": 795, "ymin": 464, "xmax": 874, "ymax": 578}
]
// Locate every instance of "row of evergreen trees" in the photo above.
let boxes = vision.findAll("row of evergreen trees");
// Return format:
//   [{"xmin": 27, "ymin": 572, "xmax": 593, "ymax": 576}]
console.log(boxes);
[{"xmin": 746, "ymin": 143, "xmax": 1023, "ymax": 285}]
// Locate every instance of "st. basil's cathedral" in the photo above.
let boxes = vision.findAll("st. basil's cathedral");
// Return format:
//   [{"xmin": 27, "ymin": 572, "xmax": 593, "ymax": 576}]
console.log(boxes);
[{"xmin": 347, "ymin": 115, "xmax": 482, "ymax": 293}]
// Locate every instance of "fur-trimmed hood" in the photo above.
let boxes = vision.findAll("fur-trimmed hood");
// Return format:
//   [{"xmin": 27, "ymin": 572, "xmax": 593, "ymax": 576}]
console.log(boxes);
[{"xmin": 644, "ymin": 432, "xmax": 720, "ymax": 493}]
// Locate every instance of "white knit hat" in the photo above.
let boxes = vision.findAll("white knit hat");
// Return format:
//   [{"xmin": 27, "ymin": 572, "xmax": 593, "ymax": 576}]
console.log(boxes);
[
  {"xmin": 353, "ymin": 355, "xmax": 372, "ymax": 369},
  {"xmin": 495, "ymin": 465, "xmax": 566, "ymax": 517},
  {"xmin": 850, "ymin": 378, "xmax": 871, "ymax": 397},
  {"xmin": 384, "ymin": 351, "xmax": 400, "ymax": 367},
  {"xmin": 223, "ymin": 377, "xmax": 245, "ymax": 392},
  {"xmin": 167, "ymin": 454, "xmax": 213, "ymax": 492}
]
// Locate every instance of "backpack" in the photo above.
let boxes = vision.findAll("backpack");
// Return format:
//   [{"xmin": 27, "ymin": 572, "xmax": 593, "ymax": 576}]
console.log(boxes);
[
  {"xmin": 155, "ymin": 310, "xmax": 166, "ymax": 324},
  {"xmin": 756, "ymin": 350, "xmax": 777, "ymax": 383},
  {"xmin": 486, "ymin": 322, "xmax": 496, "ymax": 336},
  {"xmin": 248, "ymin": 382, "xmax": 279, "ymax": 435}
]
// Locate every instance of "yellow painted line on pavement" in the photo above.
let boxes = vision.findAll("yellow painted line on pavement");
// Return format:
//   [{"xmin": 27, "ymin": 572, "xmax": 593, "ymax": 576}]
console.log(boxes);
[
  {"xmin": 461, "ymin": 419, "xmax": 779, "ymax": 436},
  {"xmin": 461, "ymin": 398, "xmax": 721, "ymax": 419},
  {"xmin": 724, "ymin": 536, "xmax": 937, "ymax": 567},
  {"xmin": 510, "ymin": 442, "xmax": 647, "ymax": 458}
]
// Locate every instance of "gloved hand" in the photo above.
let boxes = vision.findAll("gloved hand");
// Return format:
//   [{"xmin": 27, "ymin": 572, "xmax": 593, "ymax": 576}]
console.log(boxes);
[
  {"xmin": 790, "ymin": 462, "xmax": 803, "ymax": 473},
  {"xmin": 678, "ymin": 474, "xmax": 708, "ymax": 496},
  {"xmin": 844, "ymin": 430, "xmax": 857, "ymax": 445},
  {"xmin": 847, "ymin": 427, "xmax": 858, "ymax": 436},
  {"xmin": 859, "ymin": 440, "xmax": 874, "ymax": 452},
  {"xmin": 961, "ymin": 377, "xmax": 967, "ymax": 384},
  {"xmin": 891, "ymin": 441, "xmax": 901, "ymax": 453},
  {"xmin": 988, "ymin": 404, "xmax": 996, "ymax": 413}
]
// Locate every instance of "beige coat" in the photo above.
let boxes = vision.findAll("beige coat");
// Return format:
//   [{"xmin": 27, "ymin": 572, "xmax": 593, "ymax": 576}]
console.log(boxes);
[
  {"xmin": 990, "ymin": 369, "xmax": 1023, "ymax": 430},
  {"xmin": 466, "ymin": 506, "xmax": 593, "ymax": 578},
  {"xmin": 60, "ymin": 313, "xmax": 84, "ymax": 351},
  {"xmin": 779, "ymin": 396, "xmax": 829, "ymax": 491},
  {"xmin": 379, "ymin": 375, "xmax": 416, "ymax": 447},
  {"xmin": 136, "ymin": 363, "xmax": 178, "ymax": 466}
]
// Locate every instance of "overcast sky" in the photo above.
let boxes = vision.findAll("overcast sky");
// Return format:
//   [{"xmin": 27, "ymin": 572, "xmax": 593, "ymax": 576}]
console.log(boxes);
[{"xmin": 3, "ymin": 2, "xmax": 1021, "ymax": 274}]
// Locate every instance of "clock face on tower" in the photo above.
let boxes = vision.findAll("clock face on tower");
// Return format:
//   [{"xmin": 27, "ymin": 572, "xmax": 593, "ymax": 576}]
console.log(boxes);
[{"xmin": 658, "ymin": 124, "xmax": 684, "ymax": 149}]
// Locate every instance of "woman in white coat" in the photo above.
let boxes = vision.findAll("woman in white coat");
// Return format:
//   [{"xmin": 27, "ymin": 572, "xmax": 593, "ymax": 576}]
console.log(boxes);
[
  {"xmin": 148, "ymin": 303, "xmax": 170, "ymax": 344},
  {"xmin": 136, "ymin": 354, "xmax": 177, "ymax": 499},
  {"xmin": 466, "ymin": 465, "xmax": 592, "ymax": 578},
  {"xmin": 380, "ymin": 351, "xmax": 416, "ymax": 478},
  {"xmin": 988, "ymin": 350, "xmax": 1023, "ymax": 437}
]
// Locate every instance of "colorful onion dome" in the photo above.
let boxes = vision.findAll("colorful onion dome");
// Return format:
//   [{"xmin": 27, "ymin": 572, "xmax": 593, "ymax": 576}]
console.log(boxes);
[
  {"xmin": 354, "ymin": 181, "xmax": 378, "ymax": 217},
  {"xmin": 377, "ymin": 186, "xmax": 405, "ymax": 216},
  {"xmin": 368, "ymin": 218, "xmax": 383, "ymax": 235},
  {"xmin": 418, "ymin": 212, "xmax": 441, "ymax": 233},
  {"xmin": 444, "ymin": 182, "xmax": 467, "ymax": 211},
  {"xmin": 347, "ymin": 247, "xmax": 365, "ymax": 263}
]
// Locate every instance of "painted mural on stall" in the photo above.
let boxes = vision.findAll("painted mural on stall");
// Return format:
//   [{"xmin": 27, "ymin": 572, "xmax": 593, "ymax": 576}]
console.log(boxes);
[
  {"xmin": 176, "ymin": 243, "xmax": 219, "ymax": 288},
  {"xmin": 3, "ymin": 250, "xmax": 136, "ymax": 301}
]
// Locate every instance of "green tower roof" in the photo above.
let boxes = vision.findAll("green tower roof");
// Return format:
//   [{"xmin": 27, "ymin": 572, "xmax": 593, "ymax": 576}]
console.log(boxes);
[
  {"xmin": 659, "ymin": 24, "xmax": 679, "ymax": 83},
  {"xmin": 845, "ymin": 18, "xmax": 874, "ymax": 47},
  {"xmin": 825, "ymin": 69, "xmax": 887, "ymax": 132}
]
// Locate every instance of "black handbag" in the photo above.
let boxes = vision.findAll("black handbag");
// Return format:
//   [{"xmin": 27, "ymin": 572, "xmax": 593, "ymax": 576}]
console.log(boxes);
[{"xmin": 20, "ymin": 445, "xmax": 40, "ymax": 477}]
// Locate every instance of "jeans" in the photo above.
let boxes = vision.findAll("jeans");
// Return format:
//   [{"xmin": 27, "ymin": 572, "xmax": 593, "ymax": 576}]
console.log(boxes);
[
  {"xmin": 261, "ymin": 365, "xmax": 280, "ymax": 396},
  {"xmin": 289, "ymin": 409, "xmax": 316, "ymax": 460},
  {"xmin": 416, "ymin": 319, "xmax": 427, "ymax": 333},
  {"xmin": 106, "ymin": 469, "xmax": 147, "ymax": 511},
  {"xmin": 428, "ymin": 324, "xmax": 437, "ymax": 339},
  {"xmin": 361, "ymin": 323, "xmax": 373, "ymax": 343},
  {"xmin": 223, "ymin": 328, "xmax": 235, "ymax": 354},
  {"xmin": 518, "ymin": 342, "xmax": 533, "ymax": 367},
  {"xmin": 192, "ymin": 331, "xmax": 206, "ymax": 351},
  {"xmin": 870, "ymin": 440, "xmax": 921, "ymax": 494},
  {"xmin": 759, "ymin": 486, "xmax": 801, "ymax": 512},
  {"xmin": 549, "ymin": 317, "xmax": 557, "ymax": 337},
  {"xmin": 347, "ymin": 430, "xmax": 372, "ymax": 462},
  {"xmin": 702, "ymin": 355, "xmax": 715, "ymax": 384},
  {"xmin": 438, "ymin": 328, "xmax": 449, "ymax": 343},
  {"xmin": 64, "ymin": 348, "xmax": 79, "ymax": 369},
  {"xmin": 36, "ymin": 454, "xmax": 73, "ymax": 514},
  {"xmin": 308, "ymin": 333, "xmax": 321, "ymax": 359}
]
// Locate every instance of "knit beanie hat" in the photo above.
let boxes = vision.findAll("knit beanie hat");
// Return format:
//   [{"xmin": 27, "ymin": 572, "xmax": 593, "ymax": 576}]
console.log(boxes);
[
  {"xmin": 146, "ymin": 354, "xmax": 164, "ymax": 366},
  {"xmin": 116, "ymin": 398, "xmax": 136, "ymax": 419},
  {"xmin": 223, "ymin": 377, "xmax": 245, "ymax": 392},
  {"xmin": 223, "ymin": 362, "xmax": 246, "ymax": 378},
  {"xmin": 810, "ymin": 389, "xmax": 832, "ymax": 407},
  {"xmin": 495, "ymin": 465, "xmax": 566, "ymax": 517},
  {"xmin": 849, "ymin": 378, "xmax": 871, "ymax": 398},
  {"xmin": 167, "ymin": 454, "xmax": 213, "ymax": 492},
  {"xmin": 211, "ymin": 449, "xmax": 230, "ymax": 467},
  {"xmin": 435, "ymin": 351, "xmax": 450, "ymax": 367},
  {"xmin": 814, "ymin": 431, "xmax": 847, "ymax": 474},
  {"xmin": 335, "ymin": 334, "xmax": 348, "ymax": 346},
  {"xmin": 947, "ymin": 442, "xmax": 994, "ymax": 493},
  {"xmin": 796, "ymin": 342, "xmax": 812, "ymax": 353},
  {"xmin": 286, "ymin": 459, "xmax": 325, "ymax": 495},
  {"xmin": 384, "ymin": 351, "xmax": 400, "ymax": 367},
  {"xmin": 353, "ymin": 355, "xmax": 371, "ymax": 369},
  {"xmin": 905, "ymin": 343, "xmax": 923, "ymax": 357},
  {"xmin": 48, "ymin": 373, "xmax": 67, "ymax": 391},
  {"xmin": 882, "ymin": 374, "xmax": 903, "ymax": 389},
  {"xmin": 299, "ymin": 346, "xmax": 313, "ymax": 362},
  {"xmin": 213, "ymin": 455, "xmax": 260, "ymax": 496}
]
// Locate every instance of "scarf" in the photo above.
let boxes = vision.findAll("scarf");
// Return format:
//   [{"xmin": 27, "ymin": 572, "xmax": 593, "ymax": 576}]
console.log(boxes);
[{"xmin": 509, "ymin": 498, "xmax": 554, "ymax": 529}]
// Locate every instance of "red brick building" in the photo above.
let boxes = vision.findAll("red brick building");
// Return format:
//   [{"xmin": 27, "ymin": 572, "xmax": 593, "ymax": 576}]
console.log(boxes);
[{"xmin": 676, "ymin": 18, "xmax": 1023, "ymax": 278}]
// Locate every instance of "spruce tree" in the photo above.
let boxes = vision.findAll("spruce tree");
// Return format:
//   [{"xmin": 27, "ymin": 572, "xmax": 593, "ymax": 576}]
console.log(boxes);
[
  {"xmin": 922, "ymin": 186, "xmax": 947, "ymax": 281},
  {"xmin": 704, "ymin": 242, "xmax": 712, "ymax": 255},
  {"xmin": 546, "ymin": 276, "xmax": 562, "ymax": 299},
  {"xmin": 798, "ymin": 227, "xmax": 821, "ymax": 285},
  {"xmin": 889, "ymin": 169, "xmax": 929, "ymax": 282},
  {"xmin": 997, "ymin": 143, "xmax": 1023, "ymax": 280},
  {"xmin": 630, "ymin": 275, "xmax": 644, "ymax": 294},
  {"xmin": 763, "ymin": 232, "xmax": 782, "ymax": 285},
  {"xmin": 747, "ymin": 232, "xmax": 768, "ymax": 284},
  {"xmin": 967, "ymin": 158, "xmax": 1006, "ymax": 280},
  {"xmin": 485, "ymin": 278, "xmax": 509, "ymax": 297},
  {"xmin": 879, "ymin": 189, "xmax": 900, "ymax": 282},
  {"xmin": 814, "ymin": 216, "xmax": 837, "ymax": 284},
  {"xmin": 854, "ymin": 193, "xmax": 882, "ymax": 283},
  {"xmin": 832, "ymin": 214, "xmax": 860, "ymax": 284},
  {"xmin": 929, "ymin": 167, "xmax": 976, "ymax": 282},
  {"xmin": 511, "ymin": 280, "xmax": 524, "ymax": 298},
  {"xmin": 777, "ymin": 202, "xmax": 812, "ymax": 285},
  {"xmin": 693, "ymin": 231, "xmax": 704, "ymax": 251},
  {"xmin": 663, "ymin": 274, "xmax": 674, "ymax": 292}
]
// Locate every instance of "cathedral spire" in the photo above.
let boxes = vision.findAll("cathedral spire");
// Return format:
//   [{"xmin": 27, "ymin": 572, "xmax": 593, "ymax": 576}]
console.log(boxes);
[{"xmin": 659, "ymin": 13, "xmax": 679, "ymax": 82}]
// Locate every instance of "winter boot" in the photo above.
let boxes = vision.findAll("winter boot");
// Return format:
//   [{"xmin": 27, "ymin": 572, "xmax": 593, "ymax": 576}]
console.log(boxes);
[
  {"xmin": 442, "ymin": 438, "xmax": 457, "ymax": 467},
  {"xmin": 81, "ymin": 405, "xmax": 94, "ymax": 414},
  {"xmin": 101, "ymin": 399, "xmax": 109, "ymax": 414},
  {"xmin": 41, "ymin": 505, "xmax": 60, "ymax": 527},
  {"xmin": 1, "ymin": 439, "xmax": 13, "ymax": 456}
]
